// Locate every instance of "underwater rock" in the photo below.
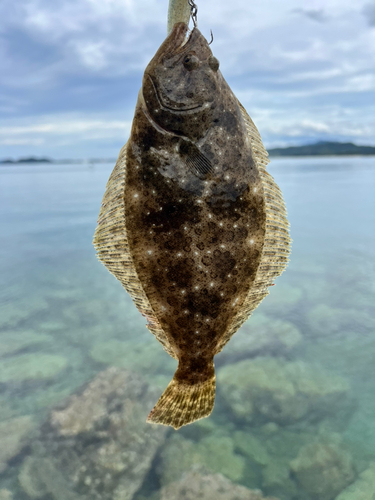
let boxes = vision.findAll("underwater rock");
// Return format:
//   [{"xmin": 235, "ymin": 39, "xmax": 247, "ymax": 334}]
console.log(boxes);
[
  {"xmin": 0, "ymin": 416, "xmax": 35, "ymax": 473},
  {"xmin": 0, "ymin": 353, "xmax": 68, "ymax": 383},
  {"xmin": 0, "ymin": 296, "xmax": 49, "ymax": 329},
  {"xmin": 0, "ymin": 490, "xmax": 13, "ymax": 500},
  {"xmin": 258, "ymin": 284, "xmax": 302, "ymax": 316},
  {"xmin": 0, "ymin": 396, "xmax": 15, "ymax": 421},
  {"xmin": 290, "ymin": 439, "xmax": 355, "ymax": 500},
  {"xmin": 159, "ymin": 434, "xmax": 245, "ymax": 485},
  {"xmin": 261, "ymin": 460, "xmax": 298, "ymax": 500},
  {"xmin": 217, "ymin": 357, "xmax": 350, "ymax": 425},
  {"xmin": 306, "ymin": 304, "xmax": 375, "ymax": 338},
  {"xmin": 90, "ymin": 339, "xmax": 176, "ymax": 376},
  {"xmin": 216, "ymin": 313, "xmax": 302, "ymax": 364},
  {"xmin": 0, "ymin": 330, "xmax": 52, "ymax": 357},
  {"xmin": 160, "ymin": 469, "xmax": 279, "ymax": 500},
  {"xmin": 19, "ymin": 456, "xmax": 48, "ymax": 498},
  {"xmin": 335, "ymin": 462, "xmax": 375, "ymax": 500},
  {"xmin": 19, "ymin": 368, "xmax": 166, "ymax": 500},
  {"xmin": 18, "ymin": 456, "xmax": 80, "ymax": 500},
  {"xmin": 233, "ymin": 431, "xmax": 269, "ymax": 466}
]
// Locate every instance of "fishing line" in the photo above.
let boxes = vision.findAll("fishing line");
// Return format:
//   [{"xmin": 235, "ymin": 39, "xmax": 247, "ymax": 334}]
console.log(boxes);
[{"xmin": 188, "ymin": 0, "xmax": 198, "ymax": 27}]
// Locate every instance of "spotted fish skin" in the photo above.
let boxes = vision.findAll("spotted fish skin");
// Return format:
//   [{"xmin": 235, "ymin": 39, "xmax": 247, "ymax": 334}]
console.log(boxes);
[{"xmin": 93, "ymin": 23, "xmax": 291, "ymax": 429}]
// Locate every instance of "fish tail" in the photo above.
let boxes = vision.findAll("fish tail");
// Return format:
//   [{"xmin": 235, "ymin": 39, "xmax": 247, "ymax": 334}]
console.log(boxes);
[{"xmin": 146, "ymin": 361, "xmax": 216, "ymax": 429}]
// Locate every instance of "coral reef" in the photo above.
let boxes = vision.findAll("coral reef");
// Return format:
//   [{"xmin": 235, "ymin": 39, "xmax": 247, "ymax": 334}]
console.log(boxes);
[
  {"xmin": 218, "ymin": 357, "xmax": 350, "ymax": 425},
  {"xmin": 18, "ymin": 368, "xmax": 166, "ymax": 500},
  {"xmin": 290, "ymin": 438, "xmax": 355, "ymax": 500},
  {"xmin": 159, "ymin": 469, "xmax": 278, "ymax": 500}
]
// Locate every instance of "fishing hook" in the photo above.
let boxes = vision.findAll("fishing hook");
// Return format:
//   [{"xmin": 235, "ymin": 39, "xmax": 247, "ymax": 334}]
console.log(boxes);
[{"xmin": 188, "ymin": 0, "xmax": 198, "ymax": 28}]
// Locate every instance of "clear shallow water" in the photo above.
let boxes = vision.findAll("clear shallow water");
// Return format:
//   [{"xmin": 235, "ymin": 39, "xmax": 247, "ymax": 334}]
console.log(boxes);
[{"xmin": 0, "ymin": 157, "xmax": 374, "ymax": 499}]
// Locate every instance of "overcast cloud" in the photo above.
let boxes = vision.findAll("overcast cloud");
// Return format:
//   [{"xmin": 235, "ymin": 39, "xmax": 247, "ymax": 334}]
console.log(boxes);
[{"xmin": 0, "ymin": 0, "xmax": 374, "ymax": 159}]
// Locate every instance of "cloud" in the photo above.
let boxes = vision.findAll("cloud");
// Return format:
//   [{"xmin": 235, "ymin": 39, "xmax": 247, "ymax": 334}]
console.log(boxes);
[
  {"xmin": 1, "ymin": 0, "xmax": 374, "ymax": 156},
  {"xmin": 363, "ymin": 2, "xmax": 375, "ymax": 25},
  {"xmin": 292, "ymin": 8, "xmax": 328, "ymax": 23},
  {"xmin": 0, "ymin": 113, "xmax": 132, "ymax": 155}
]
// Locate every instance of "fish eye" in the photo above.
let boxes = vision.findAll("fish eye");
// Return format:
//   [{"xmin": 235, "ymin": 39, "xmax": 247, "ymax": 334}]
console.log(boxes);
[
  {"xmin": 183, "ymin": 54, "xmax": 200, "ymax": 71},
  {"xmin": 208, "ymin": 56, "xmax": 220, "ymax": 72}
]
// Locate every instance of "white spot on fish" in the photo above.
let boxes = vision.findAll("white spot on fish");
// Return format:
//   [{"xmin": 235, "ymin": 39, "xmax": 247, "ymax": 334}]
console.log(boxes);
[
  {"xmin": 249, "ymin": 239, "xmax": 254, "ymax": 245},
  {"xmin": 133, "ymin": 193, "xmax": 139, "ymax": 198}
]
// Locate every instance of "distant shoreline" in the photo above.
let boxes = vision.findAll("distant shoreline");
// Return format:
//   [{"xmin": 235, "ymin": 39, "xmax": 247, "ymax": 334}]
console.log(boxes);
[
  {"xmin": 267, "ymin": 141, "xmax": 375, "ymax": 157},
  {"xmin": 0, "ymin": 158, "xmax": 117, "ymax": 165},
  {"xmin": 1, "ymin": 141, "xmax": 375, "ymax": 164}
]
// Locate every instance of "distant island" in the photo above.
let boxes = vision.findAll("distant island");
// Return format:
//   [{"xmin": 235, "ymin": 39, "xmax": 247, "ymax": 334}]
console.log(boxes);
[
  {"xmin": 1, "ymin": 157, "xmax": 52, "ymax": 164},
  {"xmin": 2, "ymin": 142, "xmax": 375, "ymax": 165},
  {"xmin": 0, "ymin": 157, "xmax": 116, "ymax": 165},
  {"xmin": 268, "ymin": 141, "xmax": 375, "ymax": 157}
]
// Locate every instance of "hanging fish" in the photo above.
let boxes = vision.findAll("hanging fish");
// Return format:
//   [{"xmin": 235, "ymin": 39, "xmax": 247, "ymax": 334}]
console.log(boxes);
[{"xmin": 93, "ymin": 21, "xmax": 291, "ymax": 429}]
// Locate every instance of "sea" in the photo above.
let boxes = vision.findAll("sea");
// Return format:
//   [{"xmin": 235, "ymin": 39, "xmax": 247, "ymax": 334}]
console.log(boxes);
[{"xmin": 0, "ymin": 156, "xmax": 374, "ymax": 499}]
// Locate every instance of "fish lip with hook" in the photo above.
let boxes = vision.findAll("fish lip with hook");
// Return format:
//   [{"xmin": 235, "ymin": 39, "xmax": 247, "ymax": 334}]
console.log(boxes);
[{"xmin": 142, "ymin": 23, "xmax": 220, "ymax": 136}]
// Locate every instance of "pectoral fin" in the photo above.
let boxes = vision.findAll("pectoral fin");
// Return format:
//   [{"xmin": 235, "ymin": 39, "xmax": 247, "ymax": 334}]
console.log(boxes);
[{"xmin": 179, "ymin": 140, "xmax": 214, "ymax": 180}]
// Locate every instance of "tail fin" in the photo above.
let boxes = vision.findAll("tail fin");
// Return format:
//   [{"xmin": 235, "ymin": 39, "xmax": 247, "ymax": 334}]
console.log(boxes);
[{"xmin": 147, "ymin": 371, "xmax": 216, "ymax": 430}]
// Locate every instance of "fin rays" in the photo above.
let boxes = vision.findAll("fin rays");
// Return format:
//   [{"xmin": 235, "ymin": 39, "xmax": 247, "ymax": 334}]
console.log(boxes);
[{"xmin": 147, "ymin": 373, "xmax": 216, "ymax": 429}]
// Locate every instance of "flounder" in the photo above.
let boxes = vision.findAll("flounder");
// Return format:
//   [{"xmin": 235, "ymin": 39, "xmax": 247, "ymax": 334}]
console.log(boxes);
[{"xmin": 93, "ymin": 22, "xmax": 291, "ymax": 429}]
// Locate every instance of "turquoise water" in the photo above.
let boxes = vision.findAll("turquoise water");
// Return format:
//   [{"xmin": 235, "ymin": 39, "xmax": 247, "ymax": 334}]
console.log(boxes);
[{"xmin": 0, "ymin": 157, "xmax": 374, "ymax": 499}]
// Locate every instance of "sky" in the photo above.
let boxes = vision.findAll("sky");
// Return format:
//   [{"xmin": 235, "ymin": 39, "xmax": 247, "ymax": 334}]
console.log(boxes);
[{"xmin": 1, "ymin": 0, "xmax": 375, "ymax": 159}]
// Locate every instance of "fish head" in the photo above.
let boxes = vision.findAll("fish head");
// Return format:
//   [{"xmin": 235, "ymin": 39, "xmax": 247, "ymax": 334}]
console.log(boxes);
[{"xmin": 143, "ymin": 22, "xmax": 222, "ymax": 140}]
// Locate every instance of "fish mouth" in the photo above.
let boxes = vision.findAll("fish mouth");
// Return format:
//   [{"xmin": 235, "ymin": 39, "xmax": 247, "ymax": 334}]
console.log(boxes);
[{"xmin": 147, "ymin": 75, "xmax": 202, "ymax": 112}]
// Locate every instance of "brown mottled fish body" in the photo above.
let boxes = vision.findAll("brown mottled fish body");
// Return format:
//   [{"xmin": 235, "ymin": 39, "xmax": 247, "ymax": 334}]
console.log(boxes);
[{"xmin": 93, "ymin": 23, "xmax": 290, "ymax": 429}]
